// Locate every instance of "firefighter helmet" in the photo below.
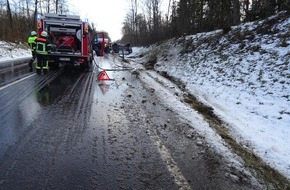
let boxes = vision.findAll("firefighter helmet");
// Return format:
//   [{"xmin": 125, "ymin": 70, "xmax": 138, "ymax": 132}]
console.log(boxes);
[
  {"xmin": 31, "ymin": 31, "xmax": 37, "ymax": 36},
  {"xmin": 41, "ymin": 31, "xmax": 48, "ymax": 37}
]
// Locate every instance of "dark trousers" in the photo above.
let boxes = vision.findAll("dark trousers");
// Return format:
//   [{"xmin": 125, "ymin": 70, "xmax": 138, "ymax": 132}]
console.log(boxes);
[
  {"xmin": 28, "ymin": 51, "xmax": 37, "ymax": 71},
  {"xmin": 36, "ymin": 54, "xmax": 49, "ymax": 70}
]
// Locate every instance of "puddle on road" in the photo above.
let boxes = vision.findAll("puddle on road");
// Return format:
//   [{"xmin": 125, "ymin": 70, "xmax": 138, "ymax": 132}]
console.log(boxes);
[
  {"xmin": 35, "ymin": 69, "xmax": 83, "ymax": 106},
  {"xmin": 94, "ymin": 76, "xmax": 129, "ymax": 105},
  {"xmin": 93, "ymin": 56, "xmax": 134, "ymax": 99},
  {"xmin": 89, "ymin": 56, "xmax": 137, "ymax": 132}
]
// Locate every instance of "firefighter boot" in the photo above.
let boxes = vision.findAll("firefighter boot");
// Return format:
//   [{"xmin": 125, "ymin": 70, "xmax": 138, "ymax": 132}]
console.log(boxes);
[
  {"xmin": 42, "ymin": 61, "xmax": 49, "ymax": 74},
  {"xmin": 36, "ymin": 62, "xmax": 42, "ymax": 74}
]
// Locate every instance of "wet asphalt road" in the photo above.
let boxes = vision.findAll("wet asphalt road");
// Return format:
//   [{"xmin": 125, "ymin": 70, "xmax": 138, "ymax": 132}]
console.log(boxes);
[{"xmin": 0, "ymin": 55, "xmax": 265, "ymax": 190}]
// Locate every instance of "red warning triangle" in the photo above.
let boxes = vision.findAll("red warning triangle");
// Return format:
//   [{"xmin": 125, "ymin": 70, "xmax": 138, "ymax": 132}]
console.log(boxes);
[{"xmin": 98, "ymin": 70, "xmax": 111, "ymax": 80}]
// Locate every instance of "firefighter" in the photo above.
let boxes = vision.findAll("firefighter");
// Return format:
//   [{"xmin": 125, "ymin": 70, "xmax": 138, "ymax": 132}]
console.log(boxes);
[
  {"xmin": 27, "ymin": 31, "xmax": 37, "ymax": 72},
  {"xmin": 35, "ymin": 31, "xmax": 51, "ymax": 74}
]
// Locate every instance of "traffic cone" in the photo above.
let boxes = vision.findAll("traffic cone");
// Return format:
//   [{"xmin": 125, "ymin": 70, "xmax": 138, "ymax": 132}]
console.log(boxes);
[{"xmin": 98, "ymin": 70, "xmax": 111, "ymax": 80}]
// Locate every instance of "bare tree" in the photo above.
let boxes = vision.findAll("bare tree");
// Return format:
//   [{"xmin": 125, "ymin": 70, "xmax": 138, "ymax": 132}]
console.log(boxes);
[
  {"xmin": 55, "ymin": 0, "xmax": 58, "ymax": 13},
  {"xmin": 166, "ymin": 0, "xmax": 171, "ymax": 23},
  {"xmin": 47, "ymin": 0, "xmax": 50, "ymax": 13},
  {"xmin": 6, "ymin": 0, "xmax": 13, "ymax": 40},
  {"xmin": 6, "ymin": 0, "xmax": 12, "ymax": 24},
  {"xmin": 26, "ymin": 0, "xmax": 30, "ymax": 17},
  {"xmin": 232, "ymin": 0, "xmax": 240, "ymax": 25},
  {"xmin": 34, "ymin": 0, "xmax": 38, "ymax": 24},
  {"xmin": 131, "ymin": 0, "xmax": 138, "ymax": 44},
  {"xmin": 148, "ymin": 0, "xmax": 161, "ymax": 42},
  {"xmin": 0, "ymin": 0, "xmax": 71, "ymax": 42}
]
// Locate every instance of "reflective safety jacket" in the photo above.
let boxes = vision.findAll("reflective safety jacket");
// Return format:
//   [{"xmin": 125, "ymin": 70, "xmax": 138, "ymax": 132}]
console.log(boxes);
[
  {"xmin": 28, "ymin": 35, "xmax": 37, "ymax": 51},
  {"xmin": 36, "ymin": 37, "xmax": 51, "ymax": 55}
]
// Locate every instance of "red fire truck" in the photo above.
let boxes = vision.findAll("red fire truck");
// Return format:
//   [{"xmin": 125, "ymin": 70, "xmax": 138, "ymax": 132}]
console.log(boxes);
[{"xmin": 37, "ymin": 13, "xmax": 94, "ymax": 70}]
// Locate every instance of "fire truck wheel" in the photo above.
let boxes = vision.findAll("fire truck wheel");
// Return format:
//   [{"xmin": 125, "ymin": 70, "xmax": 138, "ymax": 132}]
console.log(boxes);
[{"xmin": 81, "ymin": 61, "xmax": 91, "ymax": 72}]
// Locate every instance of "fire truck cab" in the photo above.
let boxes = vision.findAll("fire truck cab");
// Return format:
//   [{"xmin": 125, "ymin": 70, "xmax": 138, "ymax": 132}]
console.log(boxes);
[{"xmin": 37, "ymin": 13, "xmax": 94, "ymax": 70}]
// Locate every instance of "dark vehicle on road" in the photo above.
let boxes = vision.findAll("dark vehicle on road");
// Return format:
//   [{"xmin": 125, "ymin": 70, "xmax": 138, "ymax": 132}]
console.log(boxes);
[
  {"xmin": 125, "ymin": 43, "xmax": 132, "ymax": 54},
  {"xmin": 112, "ymin": 43, "xmax": 119, "ymax": 53},
  {"xmin": 93, "ymin": 37, "xmax": 110, "ymax": 56},
  {"xmin": 112, "ymin": 43, "xmax": 132, "ymax": 54}
]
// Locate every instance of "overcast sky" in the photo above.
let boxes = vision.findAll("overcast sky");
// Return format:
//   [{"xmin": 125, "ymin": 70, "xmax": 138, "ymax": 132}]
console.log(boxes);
[{"xmin": 69, "ymin": 0, "xmax": 129, "ymax": 41}]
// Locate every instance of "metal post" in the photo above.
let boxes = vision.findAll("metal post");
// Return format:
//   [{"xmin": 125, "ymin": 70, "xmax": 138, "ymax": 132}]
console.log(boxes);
[
  {"xmin": 101, "ymin": 33, "xmax": 105, "ymax": 56},
  {"xmin": 122, "ymin": 46, "xmax": 125, "ymax": 61},
  {"xmin": 10, "ymin": 49, "xmax": 14, "ymax": 74},
  {"xmin": 11, "ymin": 61, "xmax": 14, "ymax": 74}
]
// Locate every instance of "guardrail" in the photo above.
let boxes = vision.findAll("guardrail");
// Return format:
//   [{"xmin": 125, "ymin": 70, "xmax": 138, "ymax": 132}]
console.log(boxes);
[
  {"xmin": 0, "ymin": 57, "xmax": 31, "ymax": 71},
  {"xmin": 0, "ymin": 42, "xmax": 31, "ymax": 71}
]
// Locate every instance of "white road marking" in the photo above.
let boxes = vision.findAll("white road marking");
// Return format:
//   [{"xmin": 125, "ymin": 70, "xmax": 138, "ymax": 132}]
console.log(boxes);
[
  {"xmin": 0, "ymin": 74, "xmax": 36, "ymax": 91},
  {"xmin": 147, "ymin": 126, "xmax": 192, "ymax": 190}
]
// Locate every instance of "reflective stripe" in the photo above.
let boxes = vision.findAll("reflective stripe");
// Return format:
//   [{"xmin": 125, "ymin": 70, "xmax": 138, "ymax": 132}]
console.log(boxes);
[
  {"xmin": 43, "ymin": 61, "xmax": 49, "ymax": 69},
  {"xmin": 36, "ymin": 42, "xmax": 47, "ymax": 55},
  {"xmin": 37, "ymin": 38, "xmax": 46, "ymax": 42},
  {"xmin": 36, "ymin": 37, "xmax": 49, "ymax": 55}
]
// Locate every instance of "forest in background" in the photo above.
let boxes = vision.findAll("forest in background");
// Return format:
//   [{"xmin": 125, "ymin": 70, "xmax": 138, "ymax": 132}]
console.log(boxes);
[
  {"xmin": 121, "ymin": 0, "xmax": 290, "ymax": 46},
  {"xmin": 0, "ymin": 0, "xmax": 289, "ymax": 45},
  {"xmin": 0, "ymin": 0, "xmax": 70, "ymax": 42}
]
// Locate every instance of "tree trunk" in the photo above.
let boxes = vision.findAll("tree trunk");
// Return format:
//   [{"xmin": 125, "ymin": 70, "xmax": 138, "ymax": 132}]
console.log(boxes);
[
  {"xmin": 6, "ymin": 0, "xmax": 13, "ymax": 41},
  {"xmin": 34, "ymin": 0, "xmax": 38, "ymax": 24},
  {"xmin": 167, "ymin": 0, "xmax": 171, "ymax": 23},
  {"xmin": 55, "ymin": 0, "xmax": 59, "ymax": 13},
  {"xmin": 47, "ymin": 0, "xmax": 50, "ymax": 13},
  {"xmin": 232, "ymin": 0, "xmax": 240, "ymax": 25},
  {"xmin": 26, "ymin": 0, "xmax": 30, "ymax": 18}
]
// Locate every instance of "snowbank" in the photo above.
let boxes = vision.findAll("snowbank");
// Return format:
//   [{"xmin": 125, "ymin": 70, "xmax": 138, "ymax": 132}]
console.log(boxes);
[{"xmin": 129, "ymin": 12, "xmax": 290, "ymax": 179}]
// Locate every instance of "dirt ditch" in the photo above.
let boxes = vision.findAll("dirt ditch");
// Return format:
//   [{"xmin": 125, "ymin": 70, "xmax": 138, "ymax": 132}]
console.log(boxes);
[{"xmin": 159, "ymin": 71, "xmax": 290, "ymax": 190}]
